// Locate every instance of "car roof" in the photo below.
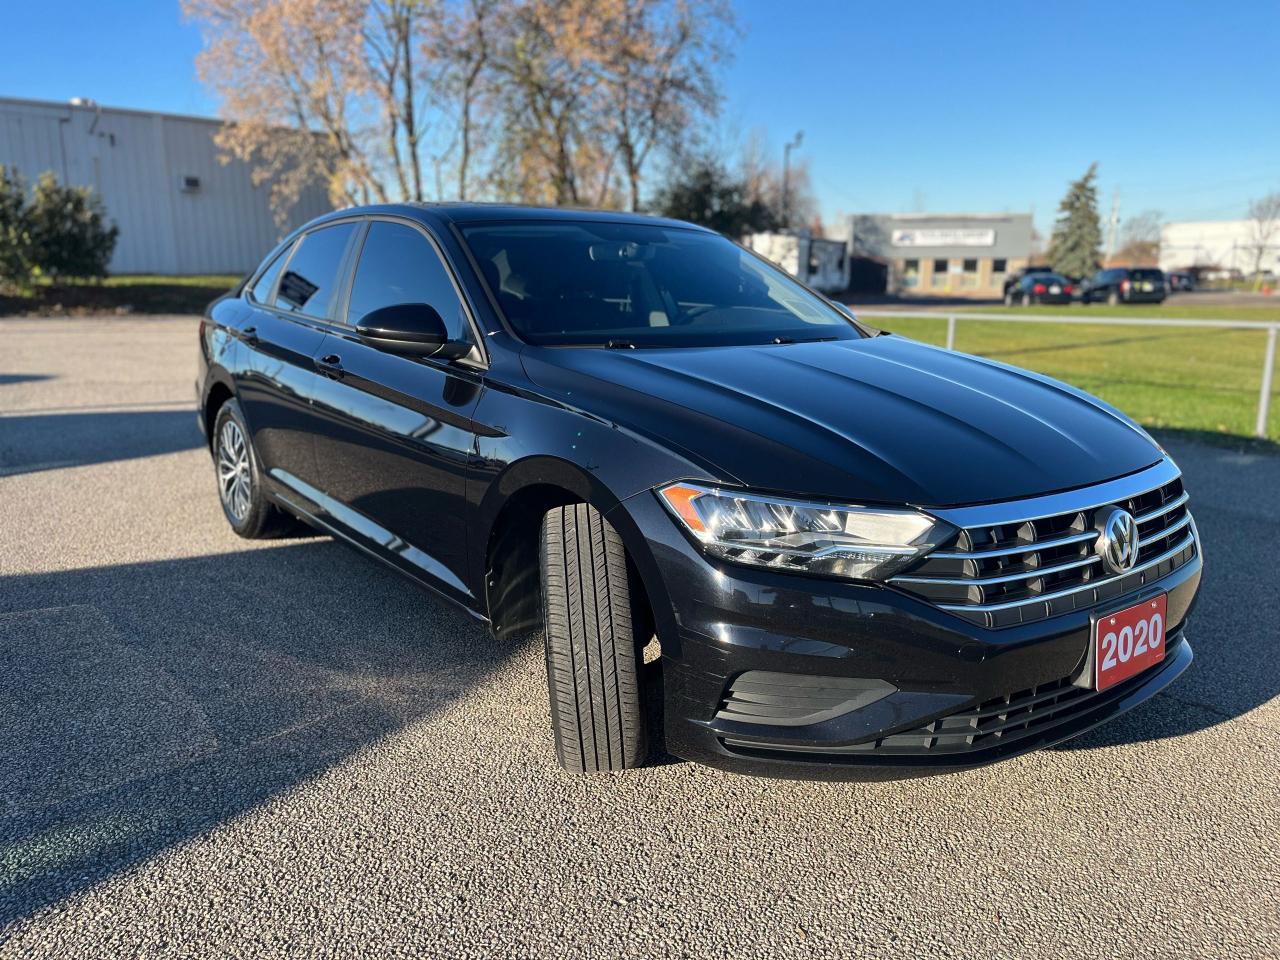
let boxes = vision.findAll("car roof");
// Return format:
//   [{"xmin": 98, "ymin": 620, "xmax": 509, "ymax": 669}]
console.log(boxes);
[{"xmin": 302, "ymin": 201, "xmax": 711, "ymax": 234}]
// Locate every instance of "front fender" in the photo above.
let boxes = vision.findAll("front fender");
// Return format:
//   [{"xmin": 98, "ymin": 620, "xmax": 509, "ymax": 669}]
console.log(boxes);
[{"xmin": 467, "ymin": 373, "xmax": 723, "ymax": 632}]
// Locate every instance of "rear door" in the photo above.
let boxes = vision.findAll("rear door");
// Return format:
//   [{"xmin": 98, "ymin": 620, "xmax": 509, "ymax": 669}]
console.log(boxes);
[
  {"xmin": 308, "ymin": 218, "xmax": 485, "ymax": 605},
  {"xmin": 234, "ymin": 220, "xmax": 361, "ymax": 490}
]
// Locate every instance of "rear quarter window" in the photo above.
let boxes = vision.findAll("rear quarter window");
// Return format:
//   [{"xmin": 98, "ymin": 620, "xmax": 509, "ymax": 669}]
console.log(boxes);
[
  {"xmin": 249, "ymin": 243, "xmax": 294, "ymax": 303},
  {"xmin": 274, "ymin": 222, "xmax": 359, "ymax": 318}
]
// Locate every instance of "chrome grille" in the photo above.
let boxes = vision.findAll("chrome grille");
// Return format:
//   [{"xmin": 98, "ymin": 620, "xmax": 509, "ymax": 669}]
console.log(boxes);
[{"xmin": 892, "ymin": 461, "xmax": 1198, "ymax": 628}]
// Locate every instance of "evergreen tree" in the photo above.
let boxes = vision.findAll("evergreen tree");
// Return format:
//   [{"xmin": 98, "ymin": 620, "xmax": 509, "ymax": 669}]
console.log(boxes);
[
  {"xmin": 650, "ymin": 158, "xmax": 778, "ymax": 238},
  {"xmin": 27, "ymin": 172, "xmax": 119, "ymax": 283},
  {"xmin": 0, "ymin": 165, "xmax": 31, "ymax": 291},
  {"xmin": 1047, "ymin": 163, "xmax": 1102, "ymax": 278}
]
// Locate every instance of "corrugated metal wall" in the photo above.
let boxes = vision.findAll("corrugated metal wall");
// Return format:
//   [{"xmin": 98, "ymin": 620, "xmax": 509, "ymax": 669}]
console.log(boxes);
[{"xmin": 0, "ymin": 97, "xmax": 332, "ymax": 275}]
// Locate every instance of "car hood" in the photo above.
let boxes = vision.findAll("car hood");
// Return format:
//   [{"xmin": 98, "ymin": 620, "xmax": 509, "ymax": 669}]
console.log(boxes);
[{"xmin": 519, "ymin": 335, "xmax": 1163, "ymax": 507}]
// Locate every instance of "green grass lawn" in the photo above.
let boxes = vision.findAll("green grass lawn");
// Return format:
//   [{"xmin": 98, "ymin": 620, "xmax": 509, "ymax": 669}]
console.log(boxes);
[
  {"xmin": 0, "ymin": 274, "xmax": 242, "ymax": 316},
  {"xmin": 860, "ymin": 303, "xmax": 1280, "ymax": 444}
]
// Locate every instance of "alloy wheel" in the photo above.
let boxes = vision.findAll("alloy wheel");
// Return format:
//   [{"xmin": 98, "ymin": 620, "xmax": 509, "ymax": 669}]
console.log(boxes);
[{"xmin": 217, "ymin": 418, "xmax": 252, "ymax": 522}]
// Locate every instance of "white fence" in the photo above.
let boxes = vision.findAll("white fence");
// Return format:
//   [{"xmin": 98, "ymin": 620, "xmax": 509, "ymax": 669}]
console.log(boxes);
[{"xmin": 854, "ymin": 309, "xmax": 1280, "ymax": 439}]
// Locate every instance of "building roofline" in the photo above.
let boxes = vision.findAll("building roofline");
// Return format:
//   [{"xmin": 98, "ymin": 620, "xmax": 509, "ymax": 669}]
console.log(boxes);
[
  {"xmin": 0, "ymin": 94, "xmax": 230, "ymax": 127},
  {"xmin": 1161, "ymin": 218, "xmax": 1256, "ymax": 229},
  {"xmin": 853, "ymin": 212, "xmax": 1034, "ymax": 221}
]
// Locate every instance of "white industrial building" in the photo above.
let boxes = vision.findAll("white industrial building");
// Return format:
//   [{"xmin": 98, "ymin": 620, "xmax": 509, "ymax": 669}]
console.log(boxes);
[
  {"xmin": 0, "ymin": 96, "xmax": 331, "ymax": 275},
  {"xmin": 1160, "ymin": 218, "xmax": 1280, "ymax": 276},
  {"xmin": 744, "ymin": 230, "xmax": 849, "ymax": 293}
]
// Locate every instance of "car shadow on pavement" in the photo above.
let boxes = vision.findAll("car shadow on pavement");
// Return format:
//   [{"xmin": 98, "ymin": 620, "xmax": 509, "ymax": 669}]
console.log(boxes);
[
  {"xmin": 0, "ymin": 409, "xmax": 202, "ymax": 476},
  {"xmin": 0, "ymin": 539, "xmax": 532, "ymax": 926}
]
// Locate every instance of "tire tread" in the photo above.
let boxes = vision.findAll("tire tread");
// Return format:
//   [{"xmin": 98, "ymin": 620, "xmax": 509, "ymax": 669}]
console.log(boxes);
[{"xmin": 540, "ymin": 504, "xmax": 646, "ymax": 773}]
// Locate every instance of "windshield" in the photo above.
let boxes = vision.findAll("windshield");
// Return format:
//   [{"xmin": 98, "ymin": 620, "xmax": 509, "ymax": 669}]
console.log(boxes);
[
  {"xmin": 460, "ymin": 221, "xmax": 861, "ymax": 347},
  {"xmin": 1130, "ymin": 268, "xmax": 1164, "ymax": 281}
]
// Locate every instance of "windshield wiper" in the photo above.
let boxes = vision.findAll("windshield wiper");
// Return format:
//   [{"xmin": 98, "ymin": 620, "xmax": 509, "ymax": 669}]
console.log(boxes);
[
  {"xmin": 603, "ymin": 339, "xmax": 637, "ymax": 349},
  {"xmin": 771, "ymin": 335, "xmax": 838, "ymax": 345}
]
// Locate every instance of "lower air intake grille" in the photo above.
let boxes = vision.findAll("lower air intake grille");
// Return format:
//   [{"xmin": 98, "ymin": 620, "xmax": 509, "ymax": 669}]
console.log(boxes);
[{"xmin": 723, "ymin": 635, "xmax": 1185, "ymax": 758}]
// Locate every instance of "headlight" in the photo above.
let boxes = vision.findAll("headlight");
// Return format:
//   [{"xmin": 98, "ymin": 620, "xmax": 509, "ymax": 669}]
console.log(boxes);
[{"xmin": 657, "ymin": 482, "xmax": 954, "ymax": 582}]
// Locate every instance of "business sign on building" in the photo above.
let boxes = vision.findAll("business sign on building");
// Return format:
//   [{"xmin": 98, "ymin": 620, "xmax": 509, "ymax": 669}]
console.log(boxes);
[{"xmin": 891, "ymin": 228, "xmax": 996, "ymax": 248}]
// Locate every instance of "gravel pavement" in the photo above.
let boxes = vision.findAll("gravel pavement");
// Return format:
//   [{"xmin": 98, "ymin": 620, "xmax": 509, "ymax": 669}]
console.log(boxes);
[{"xmin": 1, "ymin": 315, "xmax": 1277, "ymax": 959}]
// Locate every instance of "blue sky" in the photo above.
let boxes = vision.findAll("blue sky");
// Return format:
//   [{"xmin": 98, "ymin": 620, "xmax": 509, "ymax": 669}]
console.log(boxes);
[{"xmin": 2, "ymin": 0, "xmax": 1277, "ymax": 234}]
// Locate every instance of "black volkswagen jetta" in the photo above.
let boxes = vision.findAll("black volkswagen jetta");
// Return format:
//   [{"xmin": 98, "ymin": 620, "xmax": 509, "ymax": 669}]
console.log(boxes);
[{"xmin": 198, "ymin": 204, "xmax": 1201, "ymax": 780}]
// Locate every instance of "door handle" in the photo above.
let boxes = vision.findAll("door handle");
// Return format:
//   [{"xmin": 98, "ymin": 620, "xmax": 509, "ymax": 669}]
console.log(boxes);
[{"xmin": 315, "ymin": 353, "xmax": 345, "ymax": 380}]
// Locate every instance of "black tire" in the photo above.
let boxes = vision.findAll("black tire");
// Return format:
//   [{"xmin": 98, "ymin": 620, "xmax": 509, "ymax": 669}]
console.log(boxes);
[
  {"xmin": 539, "ymin": 503, "xmax": 647, "ymax": 773},
  {"xmin": 211, "ymin": 398, "xmax": 294, "ymax": 539}
]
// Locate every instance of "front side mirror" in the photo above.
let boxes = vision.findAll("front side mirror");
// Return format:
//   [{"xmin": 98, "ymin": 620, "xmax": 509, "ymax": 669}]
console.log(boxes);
[
  {"xmin": 355, "ymin": 303, "xmax": 471, "ymax": 359},
  {"xmin": 826, "ymin": 297, "xmax": 857, "ymax": 320}
]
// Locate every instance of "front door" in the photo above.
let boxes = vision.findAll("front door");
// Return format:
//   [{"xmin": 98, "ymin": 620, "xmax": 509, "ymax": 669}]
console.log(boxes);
[{"xmin": 308, "ymin": 219, "xmax": 484, "ymax": 606}]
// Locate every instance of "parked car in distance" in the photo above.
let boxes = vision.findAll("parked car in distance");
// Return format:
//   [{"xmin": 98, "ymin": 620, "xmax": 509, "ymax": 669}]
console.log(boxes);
[
  {"xmin": 1002, "ymin": 264, "xmax": 1057, "ymax": 302},
  {"xmin": 1082, "ymin": 267, "xmax": 1167, "ymax": 305},
  {"xmin": 198, "ymin": 203, "xmax": 1201, "ymax": 781},
  {"xmin": 1167, "ymin": 271, "xmax": 1195, "ymax": 293},
  {"xmin": 1006, "ymin": 272, "xmax": 1074, "ymax": 305}
]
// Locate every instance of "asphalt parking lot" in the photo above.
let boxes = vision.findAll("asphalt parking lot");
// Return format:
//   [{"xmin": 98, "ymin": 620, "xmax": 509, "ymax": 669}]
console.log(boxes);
[{"xmin": 1, "ymin": 315, "xmax": 1278, "ymax": 959}]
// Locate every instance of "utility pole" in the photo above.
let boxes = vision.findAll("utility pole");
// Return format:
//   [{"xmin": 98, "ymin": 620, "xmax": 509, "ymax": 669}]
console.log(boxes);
[
  {"xmin": 781, "ymin": 131, "xmax": 803, "ymax": 229},
  {"xmin": 1105, "ymin": 189, "xmax": 1121, "ymax": 264}
]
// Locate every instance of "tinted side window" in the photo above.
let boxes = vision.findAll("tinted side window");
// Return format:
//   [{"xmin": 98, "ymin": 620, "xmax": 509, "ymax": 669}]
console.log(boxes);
[
  {"xmin": 274, "ymin": 223, "xmax": 358, "ymax": 318},
  {"xmin": 347, "ymin": 221, "xmax": 470, "ymax": 340},
  {"xmin": 249, "ymin": 242, "xmax": 294, "ymax": 303}
]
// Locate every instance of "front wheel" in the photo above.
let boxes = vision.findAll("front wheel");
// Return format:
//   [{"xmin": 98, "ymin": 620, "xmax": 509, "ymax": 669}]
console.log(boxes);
[{"xmin": 539, "ymin": 503, "xmax": 648, "ymax": 773}]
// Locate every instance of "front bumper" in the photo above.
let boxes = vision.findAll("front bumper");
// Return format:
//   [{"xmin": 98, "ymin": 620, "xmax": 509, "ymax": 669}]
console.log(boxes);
[{"xmin": 615, "ymin": 489, "xmax": 1202, "ymax": 781}]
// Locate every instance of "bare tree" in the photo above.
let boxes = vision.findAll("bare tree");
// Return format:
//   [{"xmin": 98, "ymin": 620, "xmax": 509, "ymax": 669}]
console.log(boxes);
[
  {"xmin": 1247, "ymin": 192, "xmax": 1280, "ymax": 284},
  {"xmin": 186, "ymin": 0, "xmax": 734, "ymax": 218},
  {"xmin": 184, "ymin": 0, "xmax": 445, "ymax": 219},
  {"xmin": 604, "ymin": 0, "xmax": 735, "ymax": 212},
  {"xmin": 738, "ymin": 129, "xmax": 817, "ymax": 228},
  {"xmin": 1112, "ymin": 209, "xmax": 1163, "ymax": 266},
  {"xmin": 484, "ymin": 0, "xmax": 609, "ymax": 205},
  {"xmin": 425, "ymin": 0, "xmax": 502, "ymax": 200},
  {"xmin": 365, "ymin": 0, "xmax": 429, "ymax": 201}
]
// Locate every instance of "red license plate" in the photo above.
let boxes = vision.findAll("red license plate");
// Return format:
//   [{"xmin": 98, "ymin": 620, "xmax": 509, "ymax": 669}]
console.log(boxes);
[{"xmin": 1095, "ymin": 595, "xmax": 1167, "ymax": 691}]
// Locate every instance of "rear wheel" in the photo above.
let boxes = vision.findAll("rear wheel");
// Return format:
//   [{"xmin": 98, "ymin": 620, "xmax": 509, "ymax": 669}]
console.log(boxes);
[
  {"xmin": 212, "ymin": 399, "xmax": 294, "ymax": 539},
  {"xmin": 539, "ymin": 503, "xmax": 648, "ymax": 773},
  {"xmin": 1107, "ymin": 289, "xmax": 1121, "ymax": 306}
]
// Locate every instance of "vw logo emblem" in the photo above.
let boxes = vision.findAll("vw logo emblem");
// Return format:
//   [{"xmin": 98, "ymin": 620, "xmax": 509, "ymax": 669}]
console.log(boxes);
[{"xmin": 1095, "ymin": 507, "xmax": 1140, "ymax": 574}]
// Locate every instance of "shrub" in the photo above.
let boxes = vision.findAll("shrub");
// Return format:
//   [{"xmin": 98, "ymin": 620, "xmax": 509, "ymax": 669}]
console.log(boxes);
[
  {"xmin": 0, "ymin": 165, "xmax": 30, "ymax": 291},
  {"xmin": 27, "ymin": 172, "xmax": 119, "ymax": 283}
]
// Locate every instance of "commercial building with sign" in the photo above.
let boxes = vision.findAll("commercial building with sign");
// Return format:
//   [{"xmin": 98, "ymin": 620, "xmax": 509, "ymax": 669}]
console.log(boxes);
[{"xmin": 845, "ymin": 213, "xmax": 1034, "ymax": 297}]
